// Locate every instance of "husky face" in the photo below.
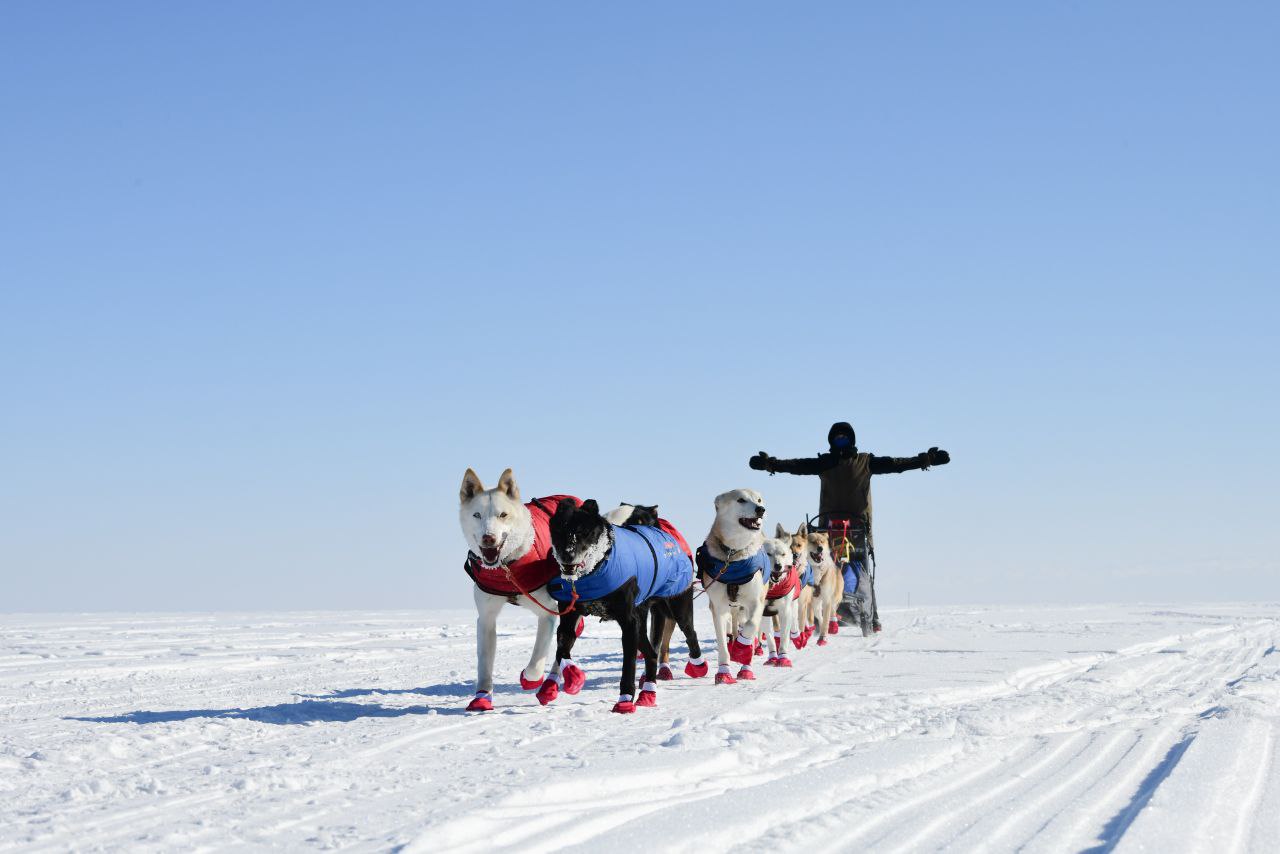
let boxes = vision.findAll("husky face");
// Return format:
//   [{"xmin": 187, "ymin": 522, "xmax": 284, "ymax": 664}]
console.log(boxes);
[
  {"xmin": 710, "ymin": 488, "xmax": 766, "ymax": 552},
  {"xmin": 458, "ymin": 468, "xmax": 533, "ymax": 568},
  {"xmin": 788, "ymin": 523, "xmax": 809, "ymax": 569},
  {"xmin": 808, "ymin": 532, "xmax": 831, "ymax": 567},
  {"xmin": 763, "ymin": 531, "xmax": 795, "ymax": 583},
  {"xmin": 549, "ymin": 499, "xmax": 613, "ymax": 582}
]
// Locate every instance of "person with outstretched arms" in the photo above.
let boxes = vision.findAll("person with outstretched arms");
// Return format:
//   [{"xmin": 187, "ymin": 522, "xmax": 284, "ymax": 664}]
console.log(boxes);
[{"xmin": 748, "ymin": 421, "xmax": 950, "ymax": 633}]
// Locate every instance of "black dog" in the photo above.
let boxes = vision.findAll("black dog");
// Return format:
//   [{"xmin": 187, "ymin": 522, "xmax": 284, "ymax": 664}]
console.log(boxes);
[
  {"xmin": 543, "ymin": 499, "xmax": 703, "ymax": 713},
  {"xmin": 618, "ymin": 503, "xmax": 660, "ymax": 527},
  {"xmin": 618, "ymin": 503, "xmax": 708, "ymax": 680}
]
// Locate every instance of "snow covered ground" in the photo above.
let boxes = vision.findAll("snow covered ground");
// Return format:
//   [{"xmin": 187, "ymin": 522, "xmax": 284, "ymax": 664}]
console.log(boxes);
[{"xmin": 2, "ymin": 604, "xmax": 1277, "ymax": 852}]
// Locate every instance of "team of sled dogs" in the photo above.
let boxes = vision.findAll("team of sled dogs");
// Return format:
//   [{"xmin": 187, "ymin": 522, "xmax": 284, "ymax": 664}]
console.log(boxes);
[{"xmin": 459, "ymin": 468, "xmax": 848, "ymax": 714}]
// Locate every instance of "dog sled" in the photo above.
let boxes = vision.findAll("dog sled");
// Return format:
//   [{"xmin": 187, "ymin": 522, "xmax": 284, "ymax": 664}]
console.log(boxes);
[{"xmin": 804, "ymin": 513, "xmax": 878, "ymax": 637}]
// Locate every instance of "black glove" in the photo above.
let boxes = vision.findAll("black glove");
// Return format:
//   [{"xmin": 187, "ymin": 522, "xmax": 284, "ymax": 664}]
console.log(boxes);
[
  {"xmin": 748, "ymin": 451, "xmax": 774, "ymax": 472},
  {"xmin": 927, "ymin": 447, "xmax": 950, "ymax": 466}
]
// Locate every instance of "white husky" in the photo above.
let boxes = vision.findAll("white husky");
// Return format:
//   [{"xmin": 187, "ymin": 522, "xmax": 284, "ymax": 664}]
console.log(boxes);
[
  {"xmin": 458, "ymin": 468, "xmax": 578, "ymax": 712},
  {"xmin": 761, "ymin": 524, "xmax": 800, "ymax": 667},
  {"xmin": 698, "ymin": 488, "xmax": 769, "ymax": 684}
]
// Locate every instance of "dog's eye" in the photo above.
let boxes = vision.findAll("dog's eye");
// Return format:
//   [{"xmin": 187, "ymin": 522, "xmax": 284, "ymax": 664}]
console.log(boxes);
[
  {"xmin": 472, "ymin": 512, "xmax": 481, "ymax": 519},
  {"xmin": 737, "ymin": 498, "xmax": 746, "ymax": 504},
  {"xmin": 499, "ymin": 512, "xmax": 508, "ymax": 519}
]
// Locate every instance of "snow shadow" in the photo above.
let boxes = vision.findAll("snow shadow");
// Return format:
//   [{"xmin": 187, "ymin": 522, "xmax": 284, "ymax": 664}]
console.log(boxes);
[
  {"xmin": 67, "ymin": 699, "xmax": 465, "ymax": 725},
  {"xmin": 1079, "ymin": 732, "xmax": 1197, "ymax": 854},
  {"xmin": 298, "ymin": 682, "xmax": 480, "ymax": 700}
]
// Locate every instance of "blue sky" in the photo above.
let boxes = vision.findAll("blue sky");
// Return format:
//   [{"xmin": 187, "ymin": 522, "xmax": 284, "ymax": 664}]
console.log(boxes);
[{"xmin": 3, "ymin": 3, "xmax": 1277, "ymax": 612}]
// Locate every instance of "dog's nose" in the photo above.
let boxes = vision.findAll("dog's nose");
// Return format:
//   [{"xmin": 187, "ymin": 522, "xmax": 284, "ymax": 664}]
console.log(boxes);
[
  {"xmin": 480, "ymin": 534, "xmax": 496, "ymax": 547},
  {"xmin": 754, "ymin": 505, "xmax": 765, "ymax": 517}
]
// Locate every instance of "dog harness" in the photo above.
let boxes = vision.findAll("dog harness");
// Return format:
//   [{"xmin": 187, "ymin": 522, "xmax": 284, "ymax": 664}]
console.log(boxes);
[
  {"xmin": 463, "ymin": 495, "xmax": 577, "ymax": 596},
  {"xmin": 695, "ymin": 545, "xmax": 769, "ymax": 586},
  {"xmin": 547, "ymin": 520, "xmax": 694, "ymax": 606},
  {"xmin": 765, "ymin": 564, "xmax": 800, "ymax": 600},
  {"xmin": 800, "ymin": 560, "xmax": 815, "ymax": 587}
]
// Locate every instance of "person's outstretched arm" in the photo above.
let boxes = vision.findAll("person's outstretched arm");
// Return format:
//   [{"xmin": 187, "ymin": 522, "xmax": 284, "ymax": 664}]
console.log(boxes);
[
  {"xmin": 748, "ymin": 451, "xmax": 836, "ymax": 475},
  {"xmin": 869, "ymin": 447, "xmax": 951, "ymax": 475}
]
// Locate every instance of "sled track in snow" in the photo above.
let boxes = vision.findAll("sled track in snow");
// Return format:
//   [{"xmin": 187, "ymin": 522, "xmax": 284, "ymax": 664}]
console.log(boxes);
[{"xmin": 1, "ymin": 605, "xmax": 1277, "ymax": 852}]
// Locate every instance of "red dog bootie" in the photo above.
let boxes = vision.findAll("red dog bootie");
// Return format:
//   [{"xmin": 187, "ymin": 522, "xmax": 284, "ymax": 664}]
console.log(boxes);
[
  {"xmin": 817, "ymin": 638, "xmax": 828, "ymax": 647},
  {"xmin": 560, "ymin": 661, "xmax": 586, "ymax": 695},
  {"xmin": 685, "ymin": 656, "xmax": 708, "ymax": 678},
  {"xmin": 637, "ymin": 681, "xmax": 658, "ymax": 707},
  {"xmin": 764, "ymin": 655, "xmax": 780, "ymax": 667},
  {"xmin": 715, "ymin": 665, "xmax": 737, "ymax": 685},
  {"xmin": 754, "ymin": 640, "xmax": 765, "ymax": 656},
  {"xmin": 519, "ymin": 671, "xmax": 544, "ymax": 691},
  {"xmin": 536, "ymin": 677, "xmax": 560, "ymax": 705},
  {"xmin": 465, "ymin": 692, "xmax": 493, "ymax": 712},
  {"xmin": 828, "ymin": 620, "xmax": 840, "ymax": 635},
  {"xmin": 728, "ymin": 634, "xmax": 755, "ymax": 666},
  {"xmin": 575, "ymin": 616, "xmax": 585, "ymax": 637},
  {"xmin": 776, "ymin": 655, "xmax": 793, "ymax": 668},
  {"xmin": 657, "ymin": 664, "xmax": 674, "ymax": 681},
  {"xmin": 737, "ymin": 665, "xmax": 756, "ymax": 681},
  {"xmin": 612, "ymin": 694, "xmax": 637, "ymax": 714}
]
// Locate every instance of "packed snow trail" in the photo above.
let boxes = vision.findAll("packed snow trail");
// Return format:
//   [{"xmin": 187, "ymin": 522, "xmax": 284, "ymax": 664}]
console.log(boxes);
[{"xmin": 2, "ymin": 605, "xmax": 1277, "ymax": 852}]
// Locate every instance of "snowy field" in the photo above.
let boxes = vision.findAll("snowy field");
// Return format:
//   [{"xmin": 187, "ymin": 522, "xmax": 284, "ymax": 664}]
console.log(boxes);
[{"xmin": 2, "ymin": 604, "xmax": 1278, "ymax": 853}]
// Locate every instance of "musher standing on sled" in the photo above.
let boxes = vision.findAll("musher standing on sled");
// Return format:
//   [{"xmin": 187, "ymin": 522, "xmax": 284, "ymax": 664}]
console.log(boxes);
[{"xmin": 748, "ymin": 421, "xmax": 950, "ymax": 632}]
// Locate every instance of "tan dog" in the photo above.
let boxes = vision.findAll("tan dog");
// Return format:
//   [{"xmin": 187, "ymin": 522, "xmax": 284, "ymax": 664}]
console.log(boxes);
[{"xmin": 806, "ymin": 531, "xmax": 845, "ymax": 646}]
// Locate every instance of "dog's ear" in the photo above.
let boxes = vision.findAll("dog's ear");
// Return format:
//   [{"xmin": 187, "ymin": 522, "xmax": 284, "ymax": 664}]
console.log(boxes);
[
  {"xmin": 581, "ymin": 499, "xmax": 600, "ymax": 516},
  {"xmin": 552, "ymin": 498, "xmax": 578, "ymax": 523},
  {"xmin": 460, "ymin": 468, "xmax": 484, "ymax": 503},
  {"xmin": 496, "ymin": 468, "xmax": 520, "ymax": 502},
  {"xmin": 713, "ymin": 491, "xmax": 730, "ymax": 511},
  {"xmin": 775, "ymin": 523, "xmax": 788, "ymax": 539},
  {"xmin": 796, "ymin": 522, "xmax": 808, "ymax": 537}
]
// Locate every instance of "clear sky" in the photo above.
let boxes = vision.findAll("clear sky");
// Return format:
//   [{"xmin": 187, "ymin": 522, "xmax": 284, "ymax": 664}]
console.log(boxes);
[{"xmin": 3, "ymin": 3, "xmax": 1277, "ymax": 612}]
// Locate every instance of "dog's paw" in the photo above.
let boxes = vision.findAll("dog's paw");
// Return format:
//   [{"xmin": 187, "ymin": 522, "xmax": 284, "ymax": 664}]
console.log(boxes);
[
  {"xmin": 715, "ymin": 671, "xmax": 737, "ymax": 685},
  {"xmin": 637, "ymin": 682, "xmax": 657, "ymax": 707},
  {"xmin": 817, "ymin": 638, "xmax": 829, "ymax": 647},
  {"xmin": 776, "ymin": 656, "xmax": 793, "ymax": 668},
  {"xmin": 657, "ymin": 664, "xmax": 674, "ymax": 681},
  {"xmin": 535, "ymin": 678, "xmax": 559, "ymax": 705},
  {"xmin": 575, "ymin": 616, "xmax": 585, "ymax": 637},
  {"xmin": 737, "ymin": 666, "xmax": 756, "ymax": 681},
  {"xmin": 612, "ymin": 699, "xmax": 637, "ymax": 714},
  {"xmin": 561, "ymin": 664, "xmax": 586, "ymax": 695},
  {"xmin": 685, "ymin": 659, "xmax": 708, "ymax": 678},
  {"xmin": 828, "ymin": 620, "xmax": 840, "ymax": 635},
  {"xmin": 519, "ymin": 672, "xmax": 544, "ymax": 691},
  {"xmin": 753, "ymin": 640, "xmax": 764, "ymax": 656},
  {"xmin": 728, "ymin": 636, "xmax": 754, "ymax": 666},
  {"xmin": 465, "ymin": 693, "xmax": 493, "ymax": 712},
  {"xmin": 764, "ymin": 656, "xmax": 780, "ymax": 667}
]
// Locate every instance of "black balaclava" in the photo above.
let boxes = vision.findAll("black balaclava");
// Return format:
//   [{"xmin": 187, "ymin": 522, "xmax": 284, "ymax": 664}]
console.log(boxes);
[{"xmin": 827, "ymin": 421, "xmax": 856, "ymax": 455}]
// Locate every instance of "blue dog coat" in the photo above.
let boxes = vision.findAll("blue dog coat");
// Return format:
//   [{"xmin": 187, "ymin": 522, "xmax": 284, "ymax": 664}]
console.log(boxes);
[
  {"xmin": 548, "ymin": 523, "xmax": 694, "ymax": 606},
  {"xmin": 695, "ymin": 545, "xmax": 769, "ymax": 586},
  {"xmin": 800, "ymin": 560, "xmax": 815, "ymax": 587},
  {"xmin": 841, "ymin": 559, "xmax": 863, "ymax": 593}
]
